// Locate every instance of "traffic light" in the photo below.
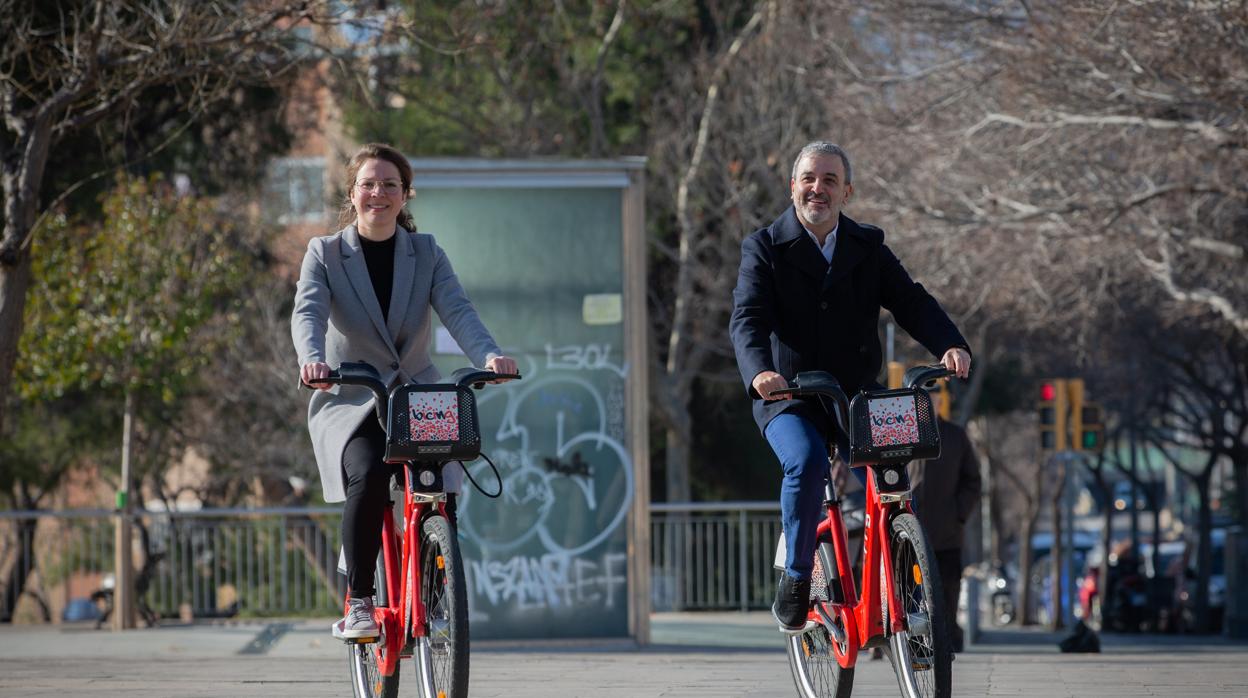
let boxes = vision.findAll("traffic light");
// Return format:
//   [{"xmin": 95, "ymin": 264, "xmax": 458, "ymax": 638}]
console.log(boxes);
[
  {"xmin": 1038, "ymin": 379, "xmax": 1067, "ymax": 451},
  {"xmin": 1068, "ymin": 378, "xmax": 1084, "ymax": 451},
  {"xmin": 888, "ymin": 361, "xmax": 904, "ymax": 389},
  {"xmin": 1066, "ymin": 378, "xmax": 1105, "ymax": 452},
  {"xmin": 1077, "ymin": 403, "xmax": 1104, "ymax": 451},
  {"xmin": 934, "ymin": 380, "xmax": 951, "ymax": 420},
  {"xmin": 892, "ymin": 361, "xmax": 951, "ymax": 418}
]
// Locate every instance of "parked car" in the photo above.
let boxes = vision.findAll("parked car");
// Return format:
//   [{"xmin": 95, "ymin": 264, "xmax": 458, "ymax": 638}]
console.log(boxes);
[{"xmin": 1025, "ymin": 531, "xmax": 1097, "ymax": 627}]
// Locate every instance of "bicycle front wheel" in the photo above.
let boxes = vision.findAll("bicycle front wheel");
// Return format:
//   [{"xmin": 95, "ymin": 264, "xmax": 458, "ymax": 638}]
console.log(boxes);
[
  {"xmin": 786, "ymin": 543, "xmax": 854, "ymax": 698},
  {"xmin": 349, "ymin": 558, "xmax": 400, "ymax": 698},
  {"xmin": 417, "ymin": 514, "xmax": 468, "ymax": 698},
  {"xmin": 883, "ymin": 513, "xmax": 952, "ymax": 698}
]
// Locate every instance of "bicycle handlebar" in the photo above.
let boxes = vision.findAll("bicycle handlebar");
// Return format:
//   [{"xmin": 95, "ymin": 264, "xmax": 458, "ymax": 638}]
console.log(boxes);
[
  {"xmin": 301, "ymin": 361, "xmax": 522, "ymax": 424},
  {"xmin": 768, "ymin": 372, "xmax": 853, "ymax": 438},
  {"xmin": 767, "ymin": 363, "xmax": 954, "ymax": 443},
  {"xmin": 902, "ymin": 363, "xmax": 953, "ymax": 390}
]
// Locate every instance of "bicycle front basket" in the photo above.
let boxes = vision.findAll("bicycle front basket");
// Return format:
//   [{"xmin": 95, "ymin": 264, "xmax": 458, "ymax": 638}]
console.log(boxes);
[
  {"xmin": 384, "ymin": 384, "xmax": 481, "ymax": 463},
  {"xmin": 847, "ymin": 387, "xmax": 941, "ymax": 465}
]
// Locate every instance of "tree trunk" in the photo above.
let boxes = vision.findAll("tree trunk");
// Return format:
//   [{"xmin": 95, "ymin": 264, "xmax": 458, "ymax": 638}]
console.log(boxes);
[
  {"xmin": 1234, "ymin": 454, "xmax": 1248, "ymax": 532},
  {"xmin": 0, "ymin": 517, "xmax": 38, "ymax": 623},
  {"xmin": 1, "ymin": 116, "xmax": 53, "ymax": 437},
  {"xmin": 0, "ymin": 252, "xmax": 33, "ymax": 436},
  {"xmin": 1193, "ymin": 474, "xmax": 1213, "ymax": 633},
  {"xmin": 1018, "ymin": 509, "xmax": 1039, "ymax": 626},
  {"xmin": 988, "ymin": 460, "xmax": 1005, "ymax": 564},
  {"xmin": 1149, "ymin": 498, "xmax": 1163, "ymax": 631},
  {"xmin": 1049, "ymin": 456, "xmax": 1066, "ymax": 630},
  {"xmin": 1129, "ymin": 430, "xmax": 1140, "ymax": 556},
  {"xmin": 664, "ymin": 420, "xmax": 692, "ymax": 503}
]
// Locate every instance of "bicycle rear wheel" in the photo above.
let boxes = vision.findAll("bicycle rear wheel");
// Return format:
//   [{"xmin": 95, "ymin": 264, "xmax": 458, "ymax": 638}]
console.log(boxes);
[
  {"xmin": 417, "ymin": 514, "xmax": 468, "ymax": 698},
  {"xmin": 883, "ymin": 513, "xmax": 951, "ymax": 698},
  {"xmin": 786, "ymin": 543, "xmax": 854, "ymax": 698},
  {"xmin": 349, "ymin": 557, "xmax": 400, "ymax": 698}
]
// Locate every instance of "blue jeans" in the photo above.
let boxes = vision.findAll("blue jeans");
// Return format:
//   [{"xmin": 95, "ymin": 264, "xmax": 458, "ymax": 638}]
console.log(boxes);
[{"xmin": 766, "ymin": 412, "xmax": 865, "ymax": 581}]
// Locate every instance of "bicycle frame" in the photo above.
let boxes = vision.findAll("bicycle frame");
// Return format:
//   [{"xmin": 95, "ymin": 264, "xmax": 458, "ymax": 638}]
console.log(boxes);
[
  {"xmin": 358, "ymin": 463, "xmax": 449, "ymax": 679},
  {"xmin": 814, "ymin": 466, "xmax": 911, "ymax": 669}
]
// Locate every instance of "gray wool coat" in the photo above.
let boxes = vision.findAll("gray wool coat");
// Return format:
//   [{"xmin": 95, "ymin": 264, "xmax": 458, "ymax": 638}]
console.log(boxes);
[{"xmin": 290, "ymin": 224, "xmax": 502, "ymax": 503}]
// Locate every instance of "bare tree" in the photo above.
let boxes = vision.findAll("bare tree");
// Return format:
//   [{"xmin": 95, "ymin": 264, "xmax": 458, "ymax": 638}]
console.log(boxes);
[
  {"xmin": 647, "ymin": 3, "xmax": 920, "ymax": 499},
  {"xmin": 856, "ymin": 1, "xmax": 1247, "ymax": 340},
  {"xmin": 178, "ymin": 276, "xmax": 317, "ymax": 506},
  {"xmin": 969, "ymin": 410, "xmax": 1049, "ymax": 625},
  {"xmin": 650, "ymin": 1, "xmax": 776, "ymax": 501},
  {"xmin": 1138, "ymin": 327, "xmax": 1248, "ymax": 632},
  {"xmin": 0, "ymin": 0, "xmax": 347, "ymax": 434}
]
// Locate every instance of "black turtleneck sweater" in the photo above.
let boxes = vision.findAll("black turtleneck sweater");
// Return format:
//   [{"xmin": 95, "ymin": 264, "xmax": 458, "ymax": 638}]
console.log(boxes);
[{"xmin": 359, "ymin": 233, "xmax": 395, "ymax": 320}]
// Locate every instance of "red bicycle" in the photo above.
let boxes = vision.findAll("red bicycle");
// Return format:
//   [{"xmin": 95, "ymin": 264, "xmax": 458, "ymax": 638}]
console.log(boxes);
[
  {"xmin": 773, "ymin": 364, "xmax": 953, "ymax": 698},
  {"xmin": 309, "ymin": 362, "xmax": 519, "ymax": 698}
]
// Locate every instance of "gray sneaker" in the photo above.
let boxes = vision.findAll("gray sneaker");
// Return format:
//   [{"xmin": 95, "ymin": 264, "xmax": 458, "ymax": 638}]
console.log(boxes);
[{"xmin": 332, "ymin": 596, "xmax": 378, "ymax": 639}]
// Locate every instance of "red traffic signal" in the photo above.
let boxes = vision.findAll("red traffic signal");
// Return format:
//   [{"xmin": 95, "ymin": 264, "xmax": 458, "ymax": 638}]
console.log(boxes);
[{"xmin": 1038, "ymin": 379, "xmax": 1066, "ymax": 451}]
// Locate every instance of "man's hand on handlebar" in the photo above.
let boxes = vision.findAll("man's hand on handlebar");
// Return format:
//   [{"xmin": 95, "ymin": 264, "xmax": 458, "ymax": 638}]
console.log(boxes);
[
  {"xmin": 300, "ymin": 361, "xmax": 333, "ymax": 391},
  {"xmin": 941, "ymin": 346, "xmax": 971, "ymax": 380},
  {"xmin": 752, "ymin": 370, "xmax": 789, "ymax": 401},
  {"xmin": 485, "ymin": 355, "xmax": 519, "ymax": 383}
]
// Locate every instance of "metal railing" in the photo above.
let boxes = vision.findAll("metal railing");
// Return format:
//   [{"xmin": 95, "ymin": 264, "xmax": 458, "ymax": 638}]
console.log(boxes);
[
  {"xmin": 650, "ymin": 501, "xmax": 781, "ymax": 612},
  {"xmin": 0, "ymin": 507, "xmax": 344, "ymax": 621},
  {"xmin": 3, "ymin": 501, "xmax": 784, "ymax": 622}
]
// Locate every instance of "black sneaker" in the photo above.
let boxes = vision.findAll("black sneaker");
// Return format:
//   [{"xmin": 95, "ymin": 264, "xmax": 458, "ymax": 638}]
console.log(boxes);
[{"xmin": 772, "ymin": 575, "xmax": 812, "ymax": 633}]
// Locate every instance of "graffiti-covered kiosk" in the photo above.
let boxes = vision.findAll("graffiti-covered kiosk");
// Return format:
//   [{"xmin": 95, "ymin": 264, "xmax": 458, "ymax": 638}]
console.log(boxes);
[{"xmin": 409, "ymin": 158, "xmax": 650, "ymax": 642}]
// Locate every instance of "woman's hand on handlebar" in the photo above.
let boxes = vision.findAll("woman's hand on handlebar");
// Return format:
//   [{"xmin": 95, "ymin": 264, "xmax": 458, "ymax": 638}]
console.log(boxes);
[
  {"xmin": 485, "ymin": 355, "xmax": 519, "ymax": 383},
  {"xmin": 941, "ymin": 347, "xmax": 971, "ymax": 380},
  {"xmin": 752, "ymin": 370, "xmax": 789, "ymax": 401},
  {"xmin": 300, "ymin": 361, "xmax": 333, "ymax": 391}
]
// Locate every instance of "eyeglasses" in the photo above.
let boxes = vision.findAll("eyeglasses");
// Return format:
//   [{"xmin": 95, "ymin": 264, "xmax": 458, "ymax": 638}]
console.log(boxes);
[{"xmin": 355, "ymin": 179, "xmax": 404, "ymax": 195}]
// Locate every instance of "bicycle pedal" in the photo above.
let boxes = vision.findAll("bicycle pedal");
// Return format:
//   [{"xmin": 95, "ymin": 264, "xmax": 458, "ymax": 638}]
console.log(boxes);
[
  {"xmin": 911, "ymin": 655, "xmax": 933, "ymax": 671},
  {"xmin": 342, "ymin": 636, "xmax": 379, "ymax": 645}
]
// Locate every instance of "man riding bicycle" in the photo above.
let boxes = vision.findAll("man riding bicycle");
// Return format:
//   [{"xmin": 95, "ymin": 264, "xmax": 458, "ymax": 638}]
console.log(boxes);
[{"xmin": 729, "ymin": 141, "xmax": 971, "ymax": 633}]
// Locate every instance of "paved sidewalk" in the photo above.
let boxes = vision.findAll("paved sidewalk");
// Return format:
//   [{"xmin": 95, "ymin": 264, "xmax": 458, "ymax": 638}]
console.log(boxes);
[{"xmin": 1, "ymin": 613, "xmax": 1246, "ymax": 696}]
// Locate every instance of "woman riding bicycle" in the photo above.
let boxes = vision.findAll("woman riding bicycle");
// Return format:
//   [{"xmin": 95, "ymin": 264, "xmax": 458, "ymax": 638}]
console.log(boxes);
[{"xmin": 291, "ymin": 143, "xmax": 517, "ymax": 640}]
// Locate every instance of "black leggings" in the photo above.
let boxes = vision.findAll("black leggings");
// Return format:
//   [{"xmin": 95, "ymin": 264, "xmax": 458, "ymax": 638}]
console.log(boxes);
[
  {"xmin": 341, "ymin": 417, "xmax": 391, "ymax": 599},
  {"xmin": 340, "ymin": 417, "xmax": 458, "ymax": 599}
]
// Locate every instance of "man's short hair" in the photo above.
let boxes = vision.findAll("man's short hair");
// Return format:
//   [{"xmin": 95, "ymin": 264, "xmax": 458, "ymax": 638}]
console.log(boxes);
[{"xmin": 791, "ymin": 141, "xmax": 853, "ymax": 184}]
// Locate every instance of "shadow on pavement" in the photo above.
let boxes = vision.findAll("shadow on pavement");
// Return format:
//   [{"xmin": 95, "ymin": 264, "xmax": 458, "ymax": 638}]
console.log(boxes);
[{"xmin": 973, "ymin": 625, "xmax": 1248, "ymax": 655}]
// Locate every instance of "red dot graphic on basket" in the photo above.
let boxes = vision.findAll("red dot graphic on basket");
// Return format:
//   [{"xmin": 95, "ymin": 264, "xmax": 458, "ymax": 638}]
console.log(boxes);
[
  {"xmin": 868, "ymin": 395, "xmax": 919, "ymax": 447},
  {"xmin": 409, "ymin": 391, "xmax": 459, "ymax": 441}
]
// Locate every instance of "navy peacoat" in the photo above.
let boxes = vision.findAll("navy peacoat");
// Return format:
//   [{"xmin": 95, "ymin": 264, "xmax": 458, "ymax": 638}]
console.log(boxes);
[{"xmin": 730, "ymin": 206, "xmax": 969, "ymax": 435}]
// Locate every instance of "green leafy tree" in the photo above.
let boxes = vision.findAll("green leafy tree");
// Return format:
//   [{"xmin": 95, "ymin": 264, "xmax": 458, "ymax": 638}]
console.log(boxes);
[
  {"xmin": 339, "ymin": 0, "xmax": 715, "ymax": 158},
  {"xmin": 0, "ymin": 0, "xmax": 343, "ymax": 436},
  {"xmin": 3, "ymin": 175, "xmax": 265, "ymax": 621},
  {"xmin": 19, "ymin": 175, "xmax": 260, "ymax": 410},
  {"xmin": 15, "ymin": 174, "xmax": 265, "ymax": 514}
]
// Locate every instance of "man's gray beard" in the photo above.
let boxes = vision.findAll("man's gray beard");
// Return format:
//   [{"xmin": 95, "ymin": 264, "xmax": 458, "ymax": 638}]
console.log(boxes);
[{"xmin": 801, "ymin": 203, "xmax": 833, "ymax": 227}]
